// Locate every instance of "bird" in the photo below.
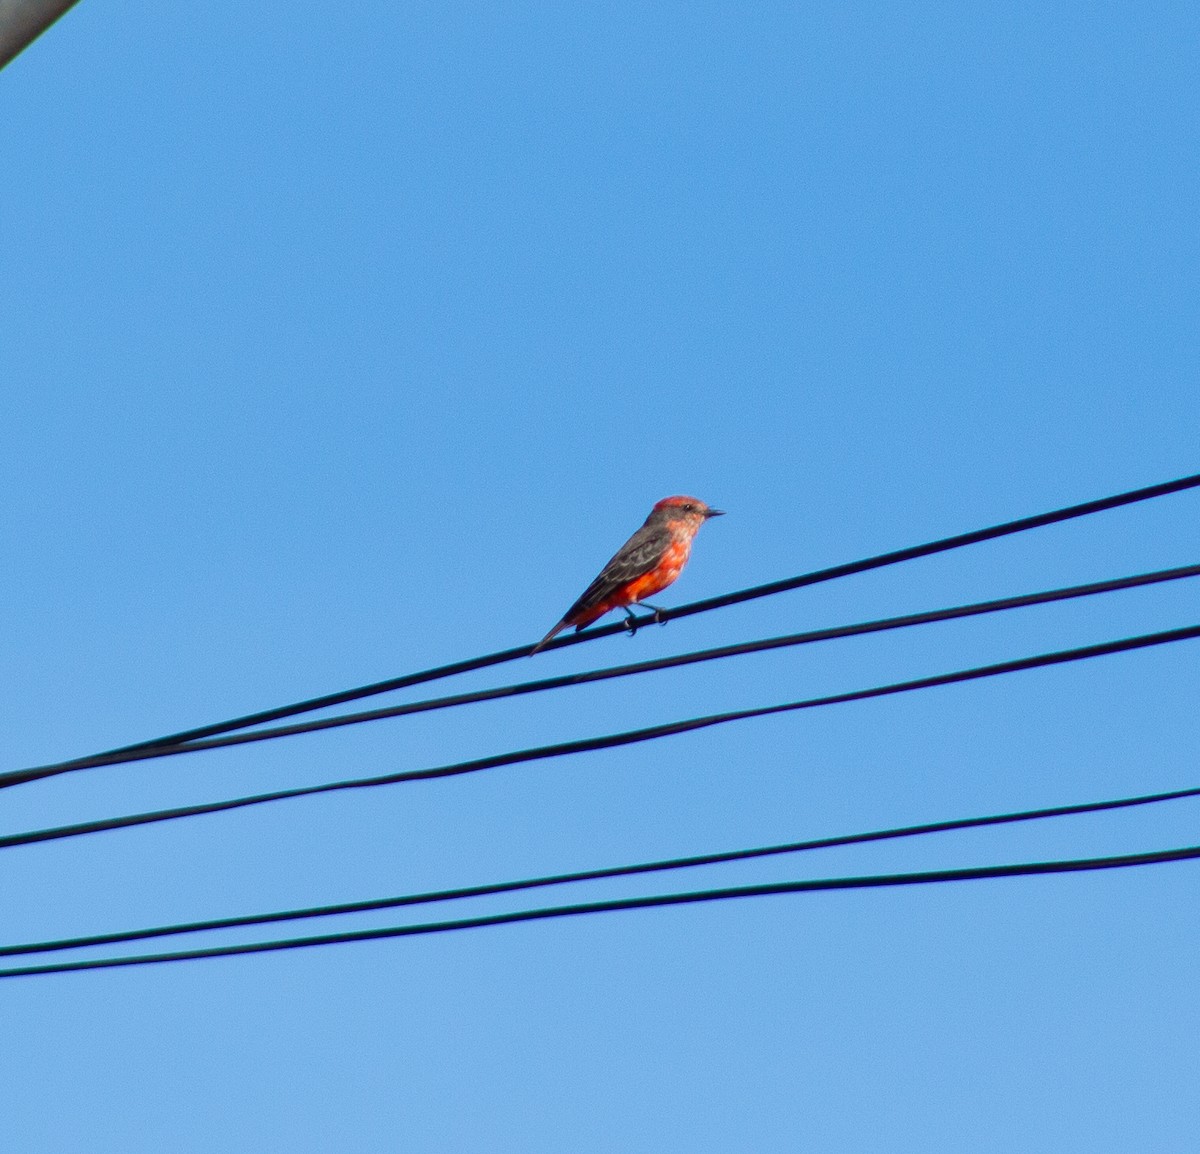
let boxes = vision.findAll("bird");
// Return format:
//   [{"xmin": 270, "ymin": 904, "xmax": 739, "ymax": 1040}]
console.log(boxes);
[{"xmin": 531, "ymin": 496, "xmax": 724, "ymax": 654}]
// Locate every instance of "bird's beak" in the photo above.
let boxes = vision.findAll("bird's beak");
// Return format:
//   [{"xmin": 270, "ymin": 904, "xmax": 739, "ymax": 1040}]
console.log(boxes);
[{"xmin": 705, "ymin": 508, "xmax": 725, "ymax": 518}]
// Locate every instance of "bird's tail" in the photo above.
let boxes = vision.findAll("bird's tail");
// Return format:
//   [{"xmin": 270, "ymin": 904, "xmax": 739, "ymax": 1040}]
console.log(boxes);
[{"xmin": 530, "ymin": 620, "xmax": 567, "ymax": 655}]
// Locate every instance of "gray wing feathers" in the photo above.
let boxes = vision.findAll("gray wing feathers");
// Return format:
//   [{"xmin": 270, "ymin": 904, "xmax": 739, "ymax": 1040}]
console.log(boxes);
[{"xmin": 565, "ymin": 525, "xmax": 669, "ymax": 620}]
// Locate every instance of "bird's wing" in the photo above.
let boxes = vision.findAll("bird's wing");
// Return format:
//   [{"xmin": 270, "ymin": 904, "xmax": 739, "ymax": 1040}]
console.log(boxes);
[{"xmin": 564, "ymin": 523, "xmax": 671, "ymax": 621}]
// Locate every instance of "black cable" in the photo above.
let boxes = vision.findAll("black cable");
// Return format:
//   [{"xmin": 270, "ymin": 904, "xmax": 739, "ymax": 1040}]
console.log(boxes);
[
  {"xmin": 3, "ymin": 621, "xmax": 1197, "ymax": 853},
  {"xmin": 7, "ymin": 774, "xmax": 1200, "ymax": 959},
  {"xmin": 3, "ymin": 841, "xmax": 1198, "ymax": 978},
  {"xmin": 5, "ymin": 562, "xmax": 1199, "ymax": 789},
  {"xmin": 20, "ymin": 470, "xmax": 1198, "ymax": 778}
]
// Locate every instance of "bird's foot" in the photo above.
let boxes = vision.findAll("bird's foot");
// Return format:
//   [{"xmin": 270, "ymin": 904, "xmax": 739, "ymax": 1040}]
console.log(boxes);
[
  {"xmin": 641, "ymin": 602, "xmax": 668, "ymax": 626},
  {"xmin": 623, "ymin": 605, "xmax": 667, "ymax": 635}
]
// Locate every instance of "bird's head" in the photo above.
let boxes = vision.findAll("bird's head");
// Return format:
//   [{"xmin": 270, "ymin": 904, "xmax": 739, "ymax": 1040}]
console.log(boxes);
[{"xmin": 650, "ymin": 496, "xmax": 725, "ymax": 525}]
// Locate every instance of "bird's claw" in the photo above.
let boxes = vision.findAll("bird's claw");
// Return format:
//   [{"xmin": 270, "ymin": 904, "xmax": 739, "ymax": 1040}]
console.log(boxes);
[
  {"xmin": 623, "ymin": 606, "xmax": 667, "ymax": 636},
  {"xmin": 640, "ymin": 603, "xmax": 667, "ymax": 626}
]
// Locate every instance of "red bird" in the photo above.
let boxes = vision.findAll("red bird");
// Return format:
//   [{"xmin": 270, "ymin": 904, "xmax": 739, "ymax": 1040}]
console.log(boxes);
[{"xmin": 532, "ymin": 496, "xmax": 724, "ymax": 653}]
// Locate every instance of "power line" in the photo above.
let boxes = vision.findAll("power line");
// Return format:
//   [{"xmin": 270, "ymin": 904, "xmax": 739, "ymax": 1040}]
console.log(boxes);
[
  {"xmin": 7, "ymin": 774, "xmax": 1200, "ymax": 959},
  {"xmin": 5, "ymin": 561, "xmax": 1199, "ymax": 789},
  {"xmin": 19, "ymin": 470, "xmax": 1198, "ymax": 779},
  {"xmin": 4, "ymin": 840, "xmax": 1198, "ymax": 978},
  {"xmin": 3, "ymin": 620, "xmax": 1198, "ymax": 853}
]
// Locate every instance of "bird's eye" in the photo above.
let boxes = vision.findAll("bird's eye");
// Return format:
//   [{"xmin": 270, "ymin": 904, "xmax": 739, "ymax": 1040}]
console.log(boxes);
[{"xmin": 684, "ymin": 503, "xmax": 695, "ymax": 512}]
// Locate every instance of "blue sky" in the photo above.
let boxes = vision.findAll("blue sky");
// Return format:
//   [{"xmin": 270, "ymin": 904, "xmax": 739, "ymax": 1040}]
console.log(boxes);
[{"xmin": 3, "ymin": 2, "xmax": 1198, "ymax": 1149}]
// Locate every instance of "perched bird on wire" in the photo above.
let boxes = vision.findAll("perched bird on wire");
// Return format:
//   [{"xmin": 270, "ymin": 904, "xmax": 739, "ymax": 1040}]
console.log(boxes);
[{"xmin": 531, "ymin": 496, "xmax": 724, "ymax": 654}]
